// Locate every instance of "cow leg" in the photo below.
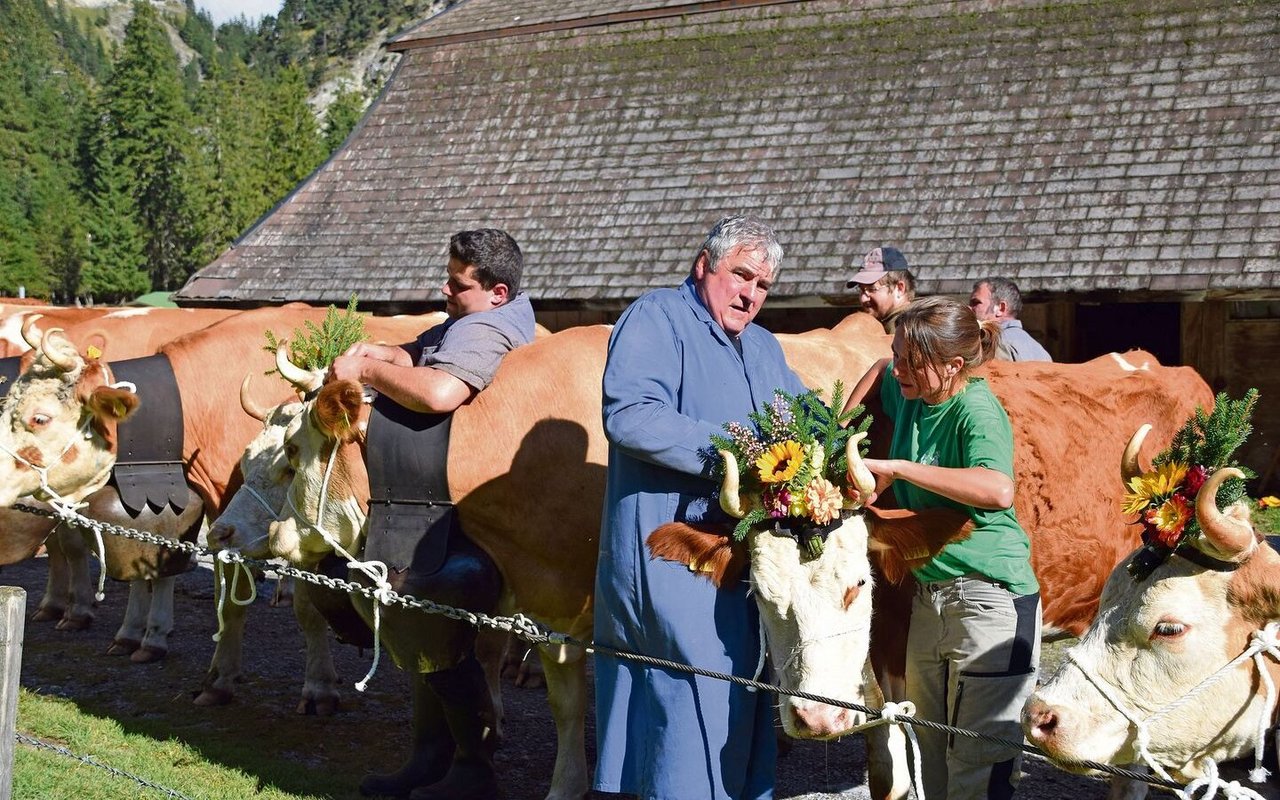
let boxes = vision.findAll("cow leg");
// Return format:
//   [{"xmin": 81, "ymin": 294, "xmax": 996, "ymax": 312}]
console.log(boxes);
[
  {"xmin": 1106, "ymin": 768, "xmax": 1151, "ymax": 800},
  {"xmin": 539, "ymin": 644, "xmax": 588, "ymax": 800},
  {"xmin": 292, "ymin": 579, "xmax": 340, "ymax": 716},
  {"xmin": 861, "ymin": 660, "xmax": 913, "ymax": 800},
  {"xmin": 196, "ymin": 562, "xmax": 255, "ymax": 706},
  {"xmin": 473, "ymin": 627, "xmax": 507, "ymax": 742},
  {"xmin": 499, "ymin": 631, "xmax": 546, "ymax": 689},
  {"xmin": 107, "ymin": 579, "xmax": 150, "ymax": 655},
  {"xmin": 272, "ymin": 575, "xmax": 294, "ymax": 607},
  {"xmin": 42, "ymin": 527, "xmax": 95, "ymax": 630},
  {"xmin": 131, "ymin": 576, "xmax": 176, "ymax": 662},
  {"xmin": 359, "ymin": 671, "xmax": 454, "ymax": 797},
  {"xmin": 409, "ymin": 656, "xmax": 500, "ymax": 800}
]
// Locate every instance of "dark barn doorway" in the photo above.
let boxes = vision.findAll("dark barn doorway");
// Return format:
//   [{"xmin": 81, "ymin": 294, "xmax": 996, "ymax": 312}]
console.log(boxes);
[{"xmin": 1074, "ymin": 302, "xmax": 1181, "ymax": 365}]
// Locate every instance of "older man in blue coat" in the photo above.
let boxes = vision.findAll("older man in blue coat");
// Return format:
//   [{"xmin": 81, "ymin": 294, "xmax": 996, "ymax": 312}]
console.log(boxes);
[{"xmin": 593, "ymin": 215, "xmax": 807, "ymax": 800}]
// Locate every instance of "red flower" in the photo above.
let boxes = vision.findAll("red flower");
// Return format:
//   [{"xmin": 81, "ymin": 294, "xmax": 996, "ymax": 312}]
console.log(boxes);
[
  {"xmin": 1184, "ymin": 464, "xmax": 1209, "ymax": 497},
  {"xmin": 764, "ymin": 487, "xmax": 792, "ymax": 519}
]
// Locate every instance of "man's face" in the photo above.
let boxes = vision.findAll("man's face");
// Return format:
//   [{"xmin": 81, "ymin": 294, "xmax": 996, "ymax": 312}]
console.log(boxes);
[
  {"xmin": 693, "ymin": 246, "xmax": 774, "ymax": 338},
  {"xmin": 969, "ymin": 283, "xmax": 997, "ymax": 321},
  {"xmin": 858, "ymin": 278, "xmax": 905, "ymax": 321},
  {"xmin": 442, "ymin": 257, "xmax": 502, "ymax": 319}
]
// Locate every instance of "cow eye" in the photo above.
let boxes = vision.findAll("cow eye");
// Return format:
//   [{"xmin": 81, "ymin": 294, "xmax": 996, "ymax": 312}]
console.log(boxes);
[
  {"xmin": 30, "ymin": 413, "xmax": 51, "ymax": 428},
  {"xmin": 1151, "ymin": 621, "xmax": 1187, "ymax": 639}
]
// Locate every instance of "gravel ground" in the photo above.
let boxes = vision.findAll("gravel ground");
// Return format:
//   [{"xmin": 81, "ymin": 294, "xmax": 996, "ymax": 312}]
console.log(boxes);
[{"xmin": 2, "ymin": 553, "xmax": 1111, "ymax": 800}]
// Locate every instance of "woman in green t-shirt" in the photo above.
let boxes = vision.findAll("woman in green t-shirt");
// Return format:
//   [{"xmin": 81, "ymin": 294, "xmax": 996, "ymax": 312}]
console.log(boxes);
[{"xmin": 845, "ymin": 296, "xmax": 1041, "ymax": 800}]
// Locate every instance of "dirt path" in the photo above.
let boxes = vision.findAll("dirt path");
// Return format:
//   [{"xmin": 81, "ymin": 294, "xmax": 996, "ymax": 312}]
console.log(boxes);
[{"xmin": 2, "ymin": 554, "xmax": 1107, "ymax": 799}]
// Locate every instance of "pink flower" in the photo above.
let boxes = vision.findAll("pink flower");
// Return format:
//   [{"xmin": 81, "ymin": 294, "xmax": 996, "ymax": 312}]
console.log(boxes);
[{"xmin": 764, "ymin": 487, "xmax": 792, "ymax": 519}]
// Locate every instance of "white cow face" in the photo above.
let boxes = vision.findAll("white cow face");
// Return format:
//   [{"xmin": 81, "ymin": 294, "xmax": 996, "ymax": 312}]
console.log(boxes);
[
  {"xmin": 1025, "ymin": 521, "xmax": 1280, "ymax": 780},
  {"xmin": 268, "ymin": 389, "xmax": 369, "ymax": 567},
  {"xmin": 749, "ymin": 517, "xmax": 876, "ymax": 739},
  {"xmin": 208, "ymin": 401, "xmax": 305, "ymax": 558},
  {"xmin": 0, "ymin": 335, "xmax": 137, "ymax": 507}
]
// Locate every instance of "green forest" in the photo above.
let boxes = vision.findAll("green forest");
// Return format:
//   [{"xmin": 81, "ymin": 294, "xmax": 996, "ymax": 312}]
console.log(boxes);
[{"xmin": 0, "ymin": 0, "xmax": 447, "ymax": 303}]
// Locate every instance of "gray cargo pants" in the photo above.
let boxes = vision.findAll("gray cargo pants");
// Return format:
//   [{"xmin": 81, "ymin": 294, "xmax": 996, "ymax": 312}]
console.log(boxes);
[{"xmin": 905, "ymin": 575, "xmax": 1041, "ymax": 800}]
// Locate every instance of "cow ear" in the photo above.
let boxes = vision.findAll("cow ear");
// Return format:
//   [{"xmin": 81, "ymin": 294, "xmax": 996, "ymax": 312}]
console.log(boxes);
[
  {"xmin": 864, "ymin": 506, "xmax": 973, "ymax": 585},
  {"xmin": 86, "ymin": 385, "xmax": 140, "ymax": 422},
  {"xmin": 314, "ymin": 380, "xmax": 364, "ymax": 442},
  {"xmin": 647, "ymin": 522, "xmax": 745, "ymax": 588}
]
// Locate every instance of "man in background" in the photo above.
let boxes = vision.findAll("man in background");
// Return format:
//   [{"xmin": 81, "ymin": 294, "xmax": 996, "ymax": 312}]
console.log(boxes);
[
  {"xmin": 847, "ymin": 245, "xmax": 915, "ymax": 333},
  {"xmin": 969, "ymin": 277, "xmax": 1052, "ymax": 362}
]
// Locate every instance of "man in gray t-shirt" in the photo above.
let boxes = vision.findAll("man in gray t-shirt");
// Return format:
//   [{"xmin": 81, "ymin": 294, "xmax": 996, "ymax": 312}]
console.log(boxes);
[{"xmin": 328, "ymin": 228, "xmax": 536, "ymax": 412}]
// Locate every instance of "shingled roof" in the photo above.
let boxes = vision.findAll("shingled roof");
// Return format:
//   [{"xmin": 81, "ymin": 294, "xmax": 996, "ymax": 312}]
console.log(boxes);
[{"xmin": 178, "ymin": 0, "xmax": 1280, "ymax": 310}]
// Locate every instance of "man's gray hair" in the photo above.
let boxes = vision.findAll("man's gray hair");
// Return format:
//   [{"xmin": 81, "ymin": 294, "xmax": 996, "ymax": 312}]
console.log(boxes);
[
  {"xmin": 696, "ymin": 214, "xmax": 784, "ymax": 274},
  {"xmin": 975, "ymin": 276, "xmax": 1024, "ymax": 318}
]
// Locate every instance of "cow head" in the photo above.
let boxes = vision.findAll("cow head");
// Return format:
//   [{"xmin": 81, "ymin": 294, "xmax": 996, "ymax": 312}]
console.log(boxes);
[
  {"xmin": 269, "ymin": 378, "xmax": 370, "ymax": 567},
  {"xmin": 206, "ymin": 375, "xmax": 306, "ymax": 559},
  {"xmin": 648, "ymin": 441, "xmax": 970, "ymax": 740},
  {"xmin": 1024, "ymin": 445, "xmax": 1279, "ymax": 780},
  {"xmin": 0, "ymin": 320, "xmax": 138, "ymax": 507}
]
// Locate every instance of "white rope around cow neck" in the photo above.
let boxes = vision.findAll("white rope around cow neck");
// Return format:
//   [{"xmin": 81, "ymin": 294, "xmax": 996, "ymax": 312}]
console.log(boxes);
[
  {"xmin": 1064, "ymin": 620, "xmax": 1280, "ymax": 799},
  {"xmin": 285, "ymin": 440, "xmax": 392, "ymax": 692}
]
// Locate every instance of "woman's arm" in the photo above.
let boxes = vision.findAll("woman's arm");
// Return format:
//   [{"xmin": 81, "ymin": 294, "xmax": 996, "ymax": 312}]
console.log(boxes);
[
  {"xmin": 844, "ymin": 357, "xmax": 891, "ymax": 414},
  {"xmin": 862, "ymin": 457, "xmax": 1015, "ymax": 510}
]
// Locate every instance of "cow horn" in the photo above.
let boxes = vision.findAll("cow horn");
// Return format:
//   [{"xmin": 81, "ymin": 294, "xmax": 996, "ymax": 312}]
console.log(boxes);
[
  {"xmin": 20, "ymin": 314, "xmax": 43, "ymax": 350},
  {"xmin": 1195, "ymin": 467, "xmax": 1255, "ymax": 557},
  {"xmin": 847, "ymin": 432, "xmax": 876, "ymax": 503},
  {"xmin": 240, "ymin": 375, "xmax": 269, "ymax": 422},
  {"xmin": 40, "ymin": 328, "xmax": 80, "ymax": 372},
  {"xmin": 1121, "ymin": 424, "xmax": 1152, "ymax": 487},
  {"xmin": 275, "ymin": 344, "xmax": 322, "ymax": 393},
  {"xmin": 718, "ymin": 449, "xmax": 748, "ymax": 519}
]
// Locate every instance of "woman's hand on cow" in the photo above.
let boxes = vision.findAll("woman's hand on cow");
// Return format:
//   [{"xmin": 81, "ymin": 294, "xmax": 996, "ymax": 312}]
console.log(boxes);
[{"xmin": 847, "ymin": 457, "xmax": 896, "ymax": 506}]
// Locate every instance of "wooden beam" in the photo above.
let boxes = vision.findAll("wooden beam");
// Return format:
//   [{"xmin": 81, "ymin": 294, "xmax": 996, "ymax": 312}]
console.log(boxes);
[{"xmin": 0, "ymin": 586, "xmax": 25, "ymax": 800}]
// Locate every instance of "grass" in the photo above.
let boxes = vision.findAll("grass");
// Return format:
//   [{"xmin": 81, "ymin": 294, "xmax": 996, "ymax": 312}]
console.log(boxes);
[
  {"xmin": 12, "ymin": 690, "xmax": 326, "ymax": 800},
  {"xmin": 1254, "ymin": 500, "xmax": 1280, "ymax": 535}
]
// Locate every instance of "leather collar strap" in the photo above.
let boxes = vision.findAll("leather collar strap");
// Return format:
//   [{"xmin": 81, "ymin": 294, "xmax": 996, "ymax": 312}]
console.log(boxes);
[{"xmin": 109, "ymin": 354, "xmax": 189, "ymax": 515}]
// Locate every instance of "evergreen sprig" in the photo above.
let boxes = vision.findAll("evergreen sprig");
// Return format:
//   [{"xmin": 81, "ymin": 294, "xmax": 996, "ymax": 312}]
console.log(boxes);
[
  {"xmin": 263, "ymin": 295, "xmax": 367, "ymax": 374},
  {"xmin": 1154, "ymin": 389, "xmax": 1259, "ymax": 511}
]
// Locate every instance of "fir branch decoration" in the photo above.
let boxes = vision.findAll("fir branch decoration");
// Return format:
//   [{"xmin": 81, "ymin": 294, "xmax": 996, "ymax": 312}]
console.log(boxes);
[
  {"xmin": 1153, "ymin": 389, "xmax": 1258, "ymax": 510},
  {"xmin": 263, "ymin": 295, "xmax": 368, "ymax": 374}
]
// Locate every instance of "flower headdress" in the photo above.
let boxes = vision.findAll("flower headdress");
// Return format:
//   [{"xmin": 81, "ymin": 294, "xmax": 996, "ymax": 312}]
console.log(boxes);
[
  {"xmin": 708, "ymin": 382, "xmax": 876, "ymax": 553},
  {"xmin": 1123, "ymin": 389, "xmax": 1259, "ymax": 580}
]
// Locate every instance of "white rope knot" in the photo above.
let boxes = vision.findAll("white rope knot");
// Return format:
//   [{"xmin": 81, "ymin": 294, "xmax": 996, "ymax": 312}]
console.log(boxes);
[
  {"xmin": 212, "ymin": 554, "xmax": 258, "ymax": 643},
  {"xmin": 350, "ymin": 558, "xmax": 393, "ymax": 693},
  {"xmin": 878, "ymin": 699, "xmax": 915, "ymax": 723},
  {"xmin": 1250, "ymin": 622, "xmax": 1280, "ymax": 655}
]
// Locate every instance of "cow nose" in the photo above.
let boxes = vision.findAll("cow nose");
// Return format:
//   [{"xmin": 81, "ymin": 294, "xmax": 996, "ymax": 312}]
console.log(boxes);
[
  {"xmin": 208, "ymin": 523, "xmax": 235, "ymax": 551},
  {"xmin": 789, "ymin": 702, "xmax": 854, "ymax": 738},
  {"xmin": 1024, "ymin": 698, "xmax": 1059, "ymax": 743}
]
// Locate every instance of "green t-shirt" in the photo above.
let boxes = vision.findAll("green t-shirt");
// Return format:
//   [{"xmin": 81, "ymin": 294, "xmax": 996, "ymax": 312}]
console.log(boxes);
[{"xmin": 880, "ymin": 367, "xmax": 1039, "ymax": 595}]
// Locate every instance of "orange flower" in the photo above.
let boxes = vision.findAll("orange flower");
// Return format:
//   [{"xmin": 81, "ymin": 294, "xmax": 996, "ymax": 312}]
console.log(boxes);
[
  {"xmin": 1145, "ymin": 493, "xmax": 1192, "ymax": 547},
  {"xmin": 805, "ymin": 477, "xmax": 843, "ymax": 525}
]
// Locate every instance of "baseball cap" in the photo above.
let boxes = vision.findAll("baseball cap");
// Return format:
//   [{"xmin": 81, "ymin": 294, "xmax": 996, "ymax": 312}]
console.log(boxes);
[{"xmin": 846, "ymin": 246, "xmax": 910, "ymax": 288}]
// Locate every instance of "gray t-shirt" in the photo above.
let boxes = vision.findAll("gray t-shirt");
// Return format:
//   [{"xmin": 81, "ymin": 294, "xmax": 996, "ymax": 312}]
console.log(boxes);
[{"xmin": 411, "ymin": 292, "xmax": 536, "ymax": 389}]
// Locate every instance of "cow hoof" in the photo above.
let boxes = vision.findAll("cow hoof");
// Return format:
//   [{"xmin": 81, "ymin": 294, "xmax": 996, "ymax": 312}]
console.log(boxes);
[
  {"xmin": 193, "ymin": 687, "xmax": 234, "ymax": 707},
  {"xmin": 32, "ymin": 607, "xmax": 64, "ymax": 623},
  {"xmin": 130, "ymin": 646, "xmax": 167, "ymax": 664},
  {"xmin": 106, "ymin": 638, "xmax": 141, "ymax": 656},
  {"xmin": 55, "ymin": 614, "xmax": 93, "ymax": 632}
]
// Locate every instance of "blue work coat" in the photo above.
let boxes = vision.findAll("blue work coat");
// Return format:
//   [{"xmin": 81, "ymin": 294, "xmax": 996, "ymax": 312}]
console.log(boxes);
[{"xmin": 593, "ymin": 278, "xmax": 806, "ymax": 800}]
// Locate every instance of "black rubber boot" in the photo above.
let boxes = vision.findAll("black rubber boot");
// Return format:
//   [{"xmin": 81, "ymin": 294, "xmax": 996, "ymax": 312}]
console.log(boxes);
[
  {"xmin": 360, "ymin": 672, "xmax": 455, "ymax": 797},
  {"xmin": 409, "ymin": 657, "xmax": 501, "ymax": 800}
]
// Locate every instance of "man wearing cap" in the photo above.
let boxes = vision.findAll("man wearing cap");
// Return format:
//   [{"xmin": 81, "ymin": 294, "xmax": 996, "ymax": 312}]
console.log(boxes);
[
  {"xmin": 969, "ymin": 277, "xmax": 1053, "ymax": 362},
  {"xmin": 848, "ymin": 246, "xmax": 916, "ymax": 334}
]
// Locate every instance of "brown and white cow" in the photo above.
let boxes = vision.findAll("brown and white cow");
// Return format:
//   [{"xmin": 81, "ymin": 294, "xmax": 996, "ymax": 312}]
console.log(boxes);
[
  {"xmin": 0, "ymin": 307, "xmax": 447, "ymax": 687},
  {"xmin": 1024, "ymin": 454, "xmax": 1280, "ymax": 787}
]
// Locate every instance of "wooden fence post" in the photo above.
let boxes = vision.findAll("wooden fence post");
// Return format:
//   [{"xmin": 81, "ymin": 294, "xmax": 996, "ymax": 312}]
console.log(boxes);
[{"xmin": 0, "ymin": 586, "xmax": 25, "ymax": 800}]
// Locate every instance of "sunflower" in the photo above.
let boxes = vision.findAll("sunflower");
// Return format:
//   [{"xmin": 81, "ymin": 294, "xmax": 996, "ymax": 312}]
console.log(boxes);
[
  {"xmin": 756, "ymin": 440, "xmax": 805, "ymax": 484},
  {"xmin": 1122, "ymin": 461, "xmax": 1189, "ymax": 516}
]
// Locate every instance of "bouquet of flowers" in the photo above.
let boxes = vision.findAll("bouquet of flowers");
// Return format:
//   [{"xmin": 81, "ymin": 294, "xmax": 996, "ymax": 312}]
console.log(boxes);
[
  {"xmin": 709, "ymin": 382, "xmax": 873, "ymax": 547},
  {"xmin": 1123, "ymin": 389, "xmax": 1258, "ymax": 579}
]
